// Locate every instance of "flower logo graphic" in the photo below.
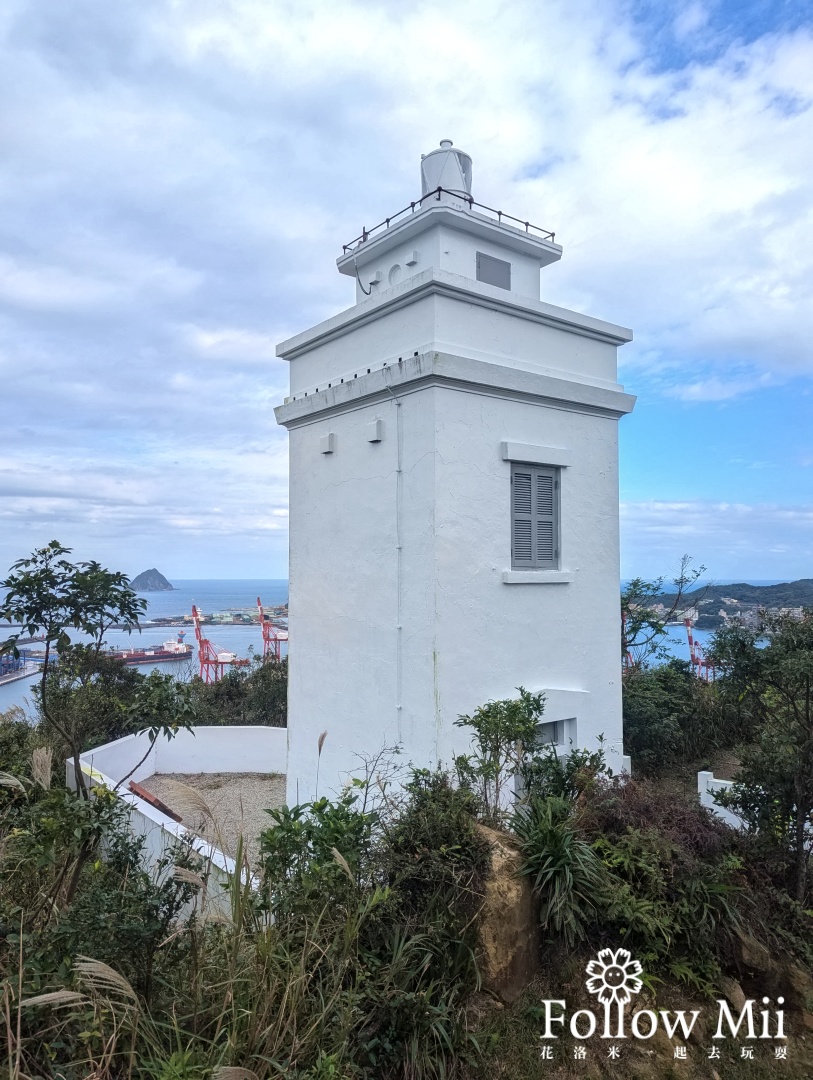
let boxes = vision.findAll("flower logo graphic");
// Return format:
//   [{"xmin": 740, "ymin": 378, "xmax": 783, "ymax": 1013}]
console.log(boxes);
[
  {"xmin": 585, "ymin": 948, "xmax": 643, "ymax": 1038},
  {"xmin": 586, "ymin": 948, "xmax": 643, "ymax": 1004}
]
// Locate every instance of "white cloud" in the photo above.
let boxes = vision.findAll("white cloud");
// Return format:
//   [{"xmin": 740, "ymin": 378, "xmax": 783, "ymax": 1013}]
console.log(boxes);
[
  {"xmin": 0, "ymin": 256, "xmax": 121, "ymax": 310},
  {"xmin": 666, "ymin": 371, "xmax": 775, "ymax": 401},
  {"xmin": 182, "ymin": 324, "xmax": 280, "ymax": 363},
  {"xmin": 621, "ymin": 499, "xmax": 813, "ymax": 578},
  {"xmin": 673, "ymin": 3, "xmax": 709, "ymax": 40}
]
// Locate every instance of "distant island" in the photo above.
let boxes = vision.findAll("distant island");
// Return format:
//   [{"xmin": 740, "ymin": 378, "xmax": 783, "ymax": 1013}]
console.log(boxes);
[
  {"xmin": 131, "ymin": 568, "xmax": 175, "ymax": 592},
  {"xmin": 657, "ymin": 578, "xmax": 813, "ymax": 630}
]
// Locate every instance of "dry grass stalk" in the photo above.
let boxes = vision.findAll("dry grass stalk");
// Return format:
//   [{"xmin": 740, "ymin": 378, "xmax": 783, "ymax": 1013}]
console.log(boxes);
[
  {"xmin": 172, "ymin": 866, "xmax": 206, "ymax": 889},
  {"xmin": 200, "ymin": 909, "xmax": 234, "ymax": 926},
  {"xmin": 317, "ymin": 731, "xmax": 327, "ymax": 757},
  {"xmin": 20, "ymin": 990, "xmax": 85, "ymax": 1009},
  {"xmin": 331, "ymin": 847, "xmax": 354, "ymax": 883},
  {"xmin": 30, "ymin": 747, "xmax": 53, "ymax": 790},
  {"xmin": 213, "ymin": 1069, "xmax": 260, "ymax": 1080},
  {"xmin": 157, "ymin": 778, "xmax": 216, "ymax": 823},
  {"xmin": 156, "ymin": 778, "xmax": 234, "ymax": 858},
  {"xmin": 73, "ymin": 957, "xmax": 139, "ymax": 1004},
  {"xmin": 0, "ymin": 772, "xmax": 25, "ymax": 791}
]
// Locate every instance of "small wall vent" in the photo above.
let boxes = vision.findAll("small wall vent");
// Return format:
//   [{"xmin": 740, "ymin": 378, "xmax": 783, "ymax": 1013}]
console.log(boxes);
[{"xmin": 476, "ymin": 252, "xmax": 511, "ymax": 290}]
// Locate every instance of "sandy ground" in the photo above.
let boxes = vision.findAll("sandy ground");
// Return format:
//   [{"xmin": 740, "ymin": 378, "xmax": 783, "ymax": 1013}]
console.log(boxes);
[{"xmin": 139, "ymin": 771, "xmax": 286, "ymax": 866}]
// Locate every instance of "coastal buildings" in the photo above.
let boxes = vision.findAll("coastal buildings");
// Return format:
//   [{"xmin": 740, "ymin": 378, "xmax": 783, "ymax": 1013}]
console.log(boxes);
[{"xmin": 275, "ymin": 142, "xmax": 635, "ymax": 803}]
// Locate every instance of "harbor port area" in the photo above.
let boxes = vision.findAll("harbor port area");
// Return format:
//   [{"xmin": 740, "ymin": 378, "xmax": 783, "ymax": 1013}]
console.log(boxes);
[
  {"xmin": 0, "ymin": 656, "xmax": 42, "ymax": 687},
  {"xmin": 142, "ymin": 604, "xmax": 288, "ymax": 629}
]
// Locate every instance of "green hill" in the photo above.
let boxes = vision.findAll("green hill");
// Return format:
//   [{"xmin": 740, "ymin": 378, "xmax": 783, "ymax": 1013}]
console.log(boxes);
[{"xmin": 659, "ymin": 578, "xmax": 813, "ymax": 609}]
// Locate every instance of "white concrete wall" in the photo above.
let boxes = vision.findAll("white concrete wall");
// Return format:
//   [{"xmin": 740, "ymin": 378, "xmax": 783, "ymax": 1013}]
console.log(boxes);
[
  {"xmin": 697, "ymin": 770, "xmax": 745, "ymax": 829},
  {"xmin": 284, "ymin": 280, "xmax": 624, "ymax": 398},
  {"xmin": 285, "ymin": 390, "xmax": 436, "ymax": 802},
  {"xmin": 433, "ymin": 293, "xmax": 620, "ymax": 385},
  {"xmin": 279, "ymin": 188, "xmax": 633, "ymax": 804},
  {"xmin": 66, "ymin": 755, "xmax": 238, "ymax": 915},
  {"xmin": 429, "ymin": 388, "xmax": 625, "ymax": 771},
  {"xmin": 350, "ymin": 227, "xmax": 442, "ymax": 301},
  {"xmin": 287, "ymin": 291, "xmax": 436, "ymax": 396},
  {"xmin": 283, "ymin": 356, "xmax": 632, "ymax": 801},
  {"xmin": 350, "ymin": 222, "xmax": 542, "ymax": 302},
  {"xmin": 79, "ymin": 726, "xmax": 288, "ymax": 789},
  {"xmin": 66, "ymin": 726, "xmax": 285, "ymax": 910}
]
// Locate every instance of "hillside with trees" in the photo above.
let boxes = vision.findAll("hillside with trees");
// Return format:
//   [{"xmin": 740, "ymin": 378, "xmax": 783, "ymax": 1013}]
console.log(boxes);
[{"xmin": 2, "ymin": 543, "xmax": 812, "ymax": 1079}]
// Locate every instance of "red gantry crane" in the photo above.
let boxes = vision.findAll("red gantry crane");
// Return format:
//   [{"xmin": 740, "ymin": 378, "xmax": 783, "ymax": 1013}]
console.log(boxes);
[
  {"xmin": 191, "ymin": 604, "xmax": 249, "ymax": 683},
  {"xmin": 257, "ymin": 596, "xmax": 288, "ymax": 662},
  {"xmin": 684, "ymin": 618, "xmax": 715, "ymax": 681}
]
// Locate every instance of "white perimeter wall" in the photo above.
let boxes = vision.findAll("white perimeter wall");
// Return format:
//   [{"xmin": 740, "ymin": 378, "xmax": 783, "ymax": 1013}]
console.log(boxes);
[
  {"xmin": 697, "ymin": 770, "xmax": 745, "ymax": 829},
  {"xmin": 67, "ymin": 727, "xmax": 288, "ymax": 905},
  {"xmin": 79, "ymin": 725, "xmax": 287, "ymax": 788}
]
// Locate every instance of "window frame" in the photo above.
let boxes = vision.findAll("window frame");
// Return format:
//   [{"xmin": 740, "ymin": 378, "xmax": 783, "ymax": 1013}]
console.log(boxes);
[{"xmin": 510, "ymin": 461, "xmax": 561, "ymax": 571}]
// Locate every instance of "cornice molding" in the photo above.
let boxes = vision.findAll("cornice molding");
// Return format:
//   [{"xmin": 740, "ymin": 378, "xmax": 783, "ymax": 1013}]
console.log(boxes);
[
  {"xmin": 274, "ymin": 350, "xmax": 636, "ymax": 429},
  {"xmin": 276, "ymin": 268, "xmax": 633, "ymax": 361}
]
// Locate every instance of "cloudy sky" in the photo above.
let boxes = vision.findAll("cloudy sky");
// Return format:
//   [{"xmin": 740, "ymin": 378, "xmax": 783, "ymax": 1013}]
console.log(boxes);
[{"xmin": 1, "ymin": 0, "xmax": 811, "ymax": 582}]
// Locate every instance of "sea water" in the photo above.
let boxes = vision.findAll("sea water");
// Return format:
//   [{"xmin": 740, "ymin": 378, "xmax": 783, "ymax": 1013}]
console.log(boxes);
[{"xmin": 0, "ymin": 579, "xmax": 288, "ymax": 716}]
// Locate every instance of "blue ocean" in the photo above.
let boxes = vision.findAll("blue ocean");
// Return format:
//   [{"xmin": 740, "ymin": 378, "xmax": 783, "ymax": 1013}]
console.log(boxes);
[
  {"xmin": 0, "ymin": 579, "xmax": 288, "ymax": 716},
  {"xmin": 0, "ymin": 577, "xmax": 785, "ymax": 716}
]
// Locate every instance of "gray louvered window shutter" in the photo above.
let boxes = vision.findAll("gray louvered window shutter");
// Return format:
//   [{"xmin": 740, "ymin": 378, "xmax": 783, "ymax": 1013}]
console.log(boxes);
[
  {"xmin": 535, "ymin": 467, "xmax": 557, "ymax": 568},
  {"xmin": 511, "ymin": 466, "xmax": 533, "ymax": 567},
  {"xmin": 511, "ymin": 462, "xmax": 559, "ymax": 569}
]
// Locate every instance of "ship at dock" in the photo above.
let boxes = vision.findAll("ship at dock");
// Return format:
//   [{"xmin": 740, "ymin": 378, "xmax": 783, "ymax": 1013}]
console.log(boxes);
[{"xmin": 109, "ymin": 631, "xmax": 193, "ymax": 666}]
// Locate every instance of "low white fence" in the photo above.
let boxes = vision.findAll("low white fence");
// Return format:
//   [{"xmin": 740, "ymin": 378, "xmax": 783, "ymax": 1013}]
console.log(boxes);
[
  {"xmin": 697, "ymin": 770, "xmax": 745, "ymax": 829},
  {"xmin": 66, "ymin": 726, "xmax": 288, "ymax": 908},
  {"xmin": 73, "ymin": 725, "xmax": 288, "ymax": 789}
]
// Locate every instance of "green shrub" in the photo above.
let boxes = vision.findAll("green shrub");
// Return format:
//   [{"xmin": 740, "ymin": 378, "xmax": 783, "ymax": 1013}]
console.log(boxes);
[
  {"xmin": 189, "ymin": 656, "xmax": 288, "ymax": 727},
  {"xmin": 583, "ymin": 779, "xmax": 745, "ymax": 989},
  {"xmin": 0, "ymin": 705, "xmax": 40, "ymax": 778},
  {"xmin": 623, "ymin": 658, "xmax": 753, "ymax": 775},
  {"xmin": 256, "ymin": 770, "xmax": 489, "ymax": 1077},
  {"xmin": 382, "ymin": 771, "xmax": 490, "ymax": 983},
  {"xmin": 38, "ymin": 646, "xmax": 146, "ymax": 756},
  {"xmin": 622, "ymin": 659, "xmax": 697, "ymax": 773},
  {"xmin": 513, "ymin": 796, "xmax": 609, "ymax": 946},
  {"xmin": 454, "ymin": 688, "xmax": 545, "ymax": 825},
  {"xmin": 517, "ymin": 739, "xmax": 610, "ymax": 802}
]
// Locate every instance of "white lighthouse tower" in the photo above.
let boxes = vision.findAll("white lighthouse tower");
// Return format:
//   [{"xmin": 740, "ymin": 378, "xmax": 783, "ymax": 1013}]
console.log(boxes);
[{"xmin": 275, "ymin": 142, "xmax": 635, "ymax": 803}]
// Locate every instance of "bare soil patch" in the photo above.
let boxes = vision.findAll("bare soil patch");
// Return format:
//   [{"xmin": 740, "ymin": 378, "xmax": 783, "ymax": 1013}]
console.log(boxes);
[{"xmin": 139, "ymin": 771, "xmax": 286, "ymax": 866}]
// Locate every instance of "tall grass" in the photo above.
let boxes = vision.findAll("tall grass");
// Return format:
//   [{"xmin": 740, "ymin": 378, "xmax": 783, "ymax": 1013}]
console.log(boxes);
[{"xmin": 2, "ymin": 767, "xmax": 489, "ymax": 1079}]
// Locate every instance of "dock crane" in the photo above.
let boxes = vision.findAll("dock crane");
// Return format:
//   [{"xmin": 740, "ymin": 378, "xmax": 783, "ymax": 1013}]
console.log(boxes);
[
  {"xmin": 191, "ymin": 605, "xmax": 249, "ymax": 683},
  {"xmin": 684, "ymin": 618, "xmax": 715, "ymax": 681},
  {"xmin": 257, "ymin": 596, "xmax": 288, "ymax": 662}
]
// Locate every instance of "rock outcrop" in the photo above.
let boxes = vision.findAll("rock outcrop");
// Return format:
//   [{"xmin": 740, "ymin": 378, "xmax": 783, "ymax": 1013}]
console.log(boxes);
[
  {"xmin": 131, "ymin": 568, "xmax": 174, "ymax": 592},
  {"xmin": 476, "ymin": 824, "xmax": 540, "ymax": 1003}
]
